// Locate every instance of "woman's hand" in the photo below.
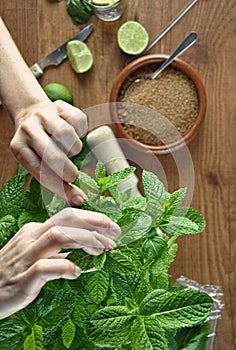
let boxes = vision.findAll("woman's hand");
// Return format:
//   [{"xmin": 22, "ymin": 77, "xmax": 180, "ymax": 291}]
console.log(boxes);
[
  {"xmin": 0, "ymin": 18, "xmax": 88, "ymax": 206},
  {"xmin": 10, "ymin": 100, "xmax": 88, "ymax": 206},
  {"xmin": 0, "ymin": 208, "xmax": 121, "ymax": 319}
]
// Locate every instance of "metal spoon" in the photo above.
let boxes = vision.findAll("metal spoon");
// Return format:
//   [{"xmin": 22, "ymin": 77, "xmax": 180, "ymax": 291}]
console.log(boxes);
[
  {"xmin": 125, "ymin": 0, "xmax": 199, "ymax": 66},
  {"xmin": 124, "ymin": 31, "xmax": 197, "ymax": 97}
]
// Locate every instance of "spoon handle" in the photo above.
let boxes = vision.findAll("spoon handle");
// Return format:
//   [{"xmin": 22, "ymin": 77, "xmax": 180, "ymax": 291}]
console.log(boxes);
[
  {"xmin": 150, "ymin": 31, "xmax": 197, "ymax": 80},
  {"xmin": 125, "ymin": 0, "xmax": 199, "ymax": 66}
]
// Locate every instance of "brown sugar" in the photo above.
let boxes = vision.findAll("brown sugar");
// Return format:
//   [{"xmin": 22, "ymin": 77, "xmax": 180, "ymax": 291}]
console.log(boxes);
[{"xmin": 117, "ymin": 65, "xmax": 199, "ymax": 146}]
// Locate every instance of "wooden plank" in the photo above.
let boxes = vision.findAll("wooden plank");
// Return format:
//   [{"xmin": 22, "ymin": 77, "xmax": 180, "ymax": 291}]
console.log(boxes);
[{"xmin": 0, "ymin": 0, "xmax": 235, "ymax": 348}]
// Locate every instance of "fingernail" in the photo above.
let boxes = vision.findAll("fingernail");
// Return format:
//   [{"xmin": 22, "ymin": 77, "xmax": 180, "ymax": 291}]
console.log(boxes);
[
  {"xmin": 108, "ymin": 240, "xmax": 117, "ymax": 250},
  {"xmin": 111, "ymin": 222, "xmax": 121, "ymax": 233},
  {"xmin": 80, "ymin": 191, "xmax": 88, "ymax": 200},
  {"xmin": 71, "ymin": 195, "xmax": 84, "ymax": 206},
  {"xmin": 97, "ymin": 241, "xmax": 105, "ymax": 249},
  {"xmin": 74, "ymin": 265, "xmax": 82, "ymax": 277},
  {"xmin": 110, "ymin": 227, "xmax": 121, "ymax": 238}
]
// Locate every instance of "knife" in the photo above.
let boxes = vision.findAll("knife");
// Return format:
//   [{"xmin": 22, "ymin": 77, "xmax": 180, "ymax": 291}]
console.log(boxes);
[
  {"xmin": 30, "ymin": 23, "xmax": 94, "ymax": 78},
  {"xmin": 0, "ymin": 24, "xmax": 93, "ymax": 107}
]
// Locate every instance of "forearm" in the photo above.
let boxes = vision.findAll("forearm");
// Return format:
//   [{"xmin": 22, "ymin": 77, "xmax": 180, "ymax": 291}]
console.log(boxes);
[
  {"xmin": 0, "ymin": 17, "xmax": 49, "ymax": 123},
  {"xmin": 0, "ymin": 18, "xmax": 89, "ymax": 205}
]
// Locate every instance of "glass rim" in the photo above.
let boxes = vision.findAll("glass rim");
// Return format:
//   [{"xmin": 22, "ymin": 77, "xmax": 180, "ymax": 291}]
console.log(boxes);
[{"xmin": 84, "ymin": 0, "xmax": 122, "ymax": 10}]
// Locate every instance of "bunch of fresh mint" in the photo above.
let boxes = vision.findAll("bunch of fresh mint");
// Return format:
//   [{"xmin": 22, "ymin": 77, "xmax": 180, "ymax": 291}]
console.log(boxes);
[
  {"xmin": 67, "ymin": 0, "xmax": 93, "ymax": 25},
  {"xmin": 0, "ymin": 161, "xmax": 213, "ymax": 349}
]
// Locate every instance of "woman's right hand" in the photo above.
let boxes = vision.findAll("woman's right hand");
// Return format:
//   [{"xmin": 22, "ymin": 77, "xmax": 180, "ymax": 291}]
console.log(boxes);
[{"xmin": 0, "ymin": 208, "xmax": 121, "ymax": 320}]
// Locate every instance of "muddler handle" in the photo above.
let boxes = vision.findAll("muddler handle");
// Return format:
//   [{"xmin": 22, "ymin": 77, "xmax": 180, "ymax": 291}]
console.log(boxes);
[{"xmin": 86, "ymin": 125, "xmax": 142, "ymax": 197}]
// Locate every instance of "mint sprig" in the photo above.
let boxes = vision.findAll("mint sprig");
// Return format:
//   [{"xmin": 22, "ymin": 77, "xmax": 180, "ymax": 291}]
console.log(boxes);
[{"xmin": 0, "ymin": 161, "xmax": 212, "ymax": 349}]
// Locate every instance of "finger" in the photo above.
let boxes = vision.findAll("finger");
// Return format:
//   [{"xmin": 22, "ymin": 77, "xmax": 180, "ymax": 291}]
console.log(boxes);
[
  {"xmin": 25, "ymin": 226, "xmax": 116, "ymax": 263},
  {"xmin": 37, "ymin": 167, "xmax": 87, "ymax": 206},
  {"xmin": 20, "ymin": 259, "xmax": 82, "ymax": 297},
  {"xmin": 47, "ymin": 208, "xmax": 121, "ymax": 239},
  {"xmin": 0, "ymin": 259, "xmax": 82, "ymax": 319},
  {"xmin": 53, "ymin": 100, "xmax": 88, "ymax": 137},
  {"xmin": 25, "ymin": 127, "xmax": 79, "ymax": 183},
  {"xmin": 41, "ymin": 116, "xmax": 83, "ymax": 156},
  {"xmin": 19, "ymin": 108, "xmax": 84, "ymax": 155},
  {"xmin": 10, "ymin": 142, "xmax": 85, "ymax": 205},
  {"xmin": 10, "ymin": 129, "xmax": 79, "ymax": 184},
  {"xmin": 0, "ymin": 223, "xmax": 43, "ymax": 261}
]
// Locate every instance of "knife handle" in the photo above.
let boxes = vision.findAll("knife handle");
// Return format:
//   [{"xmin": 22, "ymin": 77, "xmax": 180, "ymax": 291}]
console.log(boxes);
[{"xmin": 30, "ymin": 63, "xmax": 43, "ymax": 79}]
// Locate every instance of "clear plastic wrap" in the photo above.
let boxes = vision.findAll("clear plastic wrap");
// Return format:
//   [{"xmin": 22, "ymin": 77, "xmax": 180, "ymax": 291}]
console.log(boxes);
[{"xmin": 176, "ymin": 276, "xmax": 224, "ymax": 350}]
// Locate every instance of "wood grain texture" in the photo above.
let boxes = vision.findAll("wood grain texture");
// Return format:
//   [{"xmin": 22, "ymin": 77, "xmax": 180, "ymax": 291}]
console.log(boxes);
[{"xmin": 0, "ymin": 0, "xmax": 235, "ymax": 348}]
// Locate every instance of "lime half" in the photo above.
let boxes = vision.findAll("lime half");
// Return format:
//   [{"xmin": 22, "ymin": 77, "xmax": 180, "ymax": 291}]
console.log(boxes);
[
  {"xmin": 117, "ymin": 21, "xmax": 149, "ymax": 55},
  {"xmin": 67, "ymin": 40, "xmax": 93, "ymax": 74},
  {"xmin": 43, "ymin": 83, "xmax": 74, "ymax": 104}
]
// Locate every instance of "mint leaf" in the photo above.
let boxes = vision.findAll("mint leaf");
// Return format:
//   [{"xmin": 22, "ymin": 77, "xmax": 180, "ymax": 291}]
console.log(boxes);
[
  {"xmin": 160, "ymin": 208, "xmax": 206, "ymax": 236},
  {"xmin": 87, "ymin": 305, "xmax": 135, "ymax": 332},
  {"xmin": 111, "ymin": 272, "xmax": 149, "ymax": 306},
  {"xmin": 32, "ymin": 289, "xmax": 77, "ymax": 325},
  {"xmin": 140, "ymin": 289, "xmax": 213, "ymax": 328},
  {"xmin": 23, "ymin": 324, "xmax": 43, "ymax": 350},
  {"xmin": 25, "ymin": 178, "xmax": 45, "ymax": 209},
  {"xmin": 0, "ymin": 215, "xmax": 17, "ymax": 248},
  {"xmin": 130, "ymin": 317, "xmax": 167, "ymax": 350},
  {"xmin": 41, "ymin": 325, "xmax": 61, "ymax": 348},
  {"xmin": 105, "ymin": 248, "xmax": 139, "ymax": 274},
  {"xmin": 86, "ymin": 323, "xmax": 130, "ymax": 346},
  {"xmin": 17, "ymin": 164, "xmax": 29, "ymax": 176},
  {"xmin": 46, "ymin": 194, "xmax": 67, "ymax": 216},
  {"xmin": 73, "ymin": 298, "xmax": 88, "ymax": 329},
  {"xmin": 175, "ymin": 322, "xmax": 211, "ymax": 350},
  {"xmin": 61, "ymin": 319, "xmax": 76, "ymax": 349},
  {"xmin": 85, "ymin": 270, "xmax": 110, "ymax": 304},
  {"xmin": 101, "ymin": 167, "xmax": 136, "ymax": 192},
  {"xmin": 76, "ymin": 172, "xmax": 98, "ymax": 194},
  {"xmin": 66, "ymin": 249, "xmax": 95, "ymax": 271},
  {"xmin": 17, "ymin": 211, "xmax": 48, "ymax": 228},
  {"xmin": 67, "ymin": 0, "xmax": 92, "ymax": 25},
  {"xmin": 142, "ymin": 235, "xmax": 168, "ymax": 263},
  {"xmin": 17, "ymin": 178, "xmax": 49, "ymax": 227},
  {"xmin": 95, "ymin": 160, "xmax": 106, "ymax": 182},
  {"xmin": 147, "ymin": 237, "xmax": 178, "ymax": 289},
  {"xmin": 164, "ymin": 188, "xmax": 187, "ymax": 216},
  {"xmin": 0, "ymin": 318, "xmax": 25, "ymax": 349},
  {"xmin": 109, "ymin": 185, "xmax": 120, "ymax": 201},
  {"xmin": 93, "ymin": 251, "xmax": 107, "ymax": 269},
  {"xmin": 142, "ymin": 171, "xmax": 168, "ymax": 224},
  {"xmin": 0, "ymin": 175, "xmax": 27, "ymax": 217},
  {"xmin": 122, "ymin": 196, "xmax": 146, "ymax": 210},
  {"xmin": 117, "ymin": 210, "xmax": 152, "ymax": 245},
  {"xmin": 149, "ymin": 268, "xmax": 170, "ymax": 290},
  {"xmin": 82, "ymin": 194, "xmax": 122, "ymax": 222}
]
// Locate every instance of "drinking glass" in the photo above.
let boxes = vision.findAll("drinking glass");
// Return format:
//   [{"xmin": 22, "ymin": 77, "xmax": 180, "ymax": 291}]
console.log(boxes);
[{"xmin": 84, "ymin": 0, "xmax": 127, "ymax": 22}]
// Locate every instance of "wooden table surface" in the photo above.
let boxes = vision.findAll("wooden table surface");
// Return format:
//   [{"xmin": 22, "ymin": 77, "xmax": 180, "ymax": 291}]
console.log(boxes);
[{"xmin": 0, "ymin": 0, "xmax": 235, "ymax": 348}]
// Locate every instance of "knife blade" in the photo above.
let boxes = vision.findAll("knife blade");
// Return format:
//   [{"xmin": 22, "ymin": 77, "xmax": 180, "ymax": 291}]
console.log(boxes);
[{"xmin": 30, "ymin": 23, "xmax": 94, "ymax": 78}]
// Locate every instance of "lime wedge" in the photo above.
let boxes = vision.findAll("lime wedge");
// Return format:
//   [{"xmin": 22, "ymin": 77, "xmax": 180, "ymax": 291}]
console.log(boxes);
[
  {"xmin": 117, "ymin": 21, "xmax": 149, "ymax": 55},
  {"xmin": 43, "ymin": 83, "xmax": 74, "ymax": 105},
  {"xmin": 66, "ymin": 40, "xmax": 93, "ymax": 74}
]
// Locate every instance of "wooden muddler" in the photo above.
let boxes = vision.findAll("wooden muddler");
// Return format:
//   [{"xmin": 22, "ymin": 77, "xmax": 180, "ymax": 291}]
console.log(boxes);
[{"xmin": 86, "ymin": 125, "xmax": 141, "ymax": 197}]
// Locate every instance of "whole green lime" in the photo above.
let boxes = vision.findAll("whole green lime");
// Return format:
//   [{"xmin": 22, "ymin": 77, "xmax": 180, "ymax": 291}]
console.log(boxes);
[{"xmin": 43, "ymin": 83, "xmax": 74, "ymax": 105}]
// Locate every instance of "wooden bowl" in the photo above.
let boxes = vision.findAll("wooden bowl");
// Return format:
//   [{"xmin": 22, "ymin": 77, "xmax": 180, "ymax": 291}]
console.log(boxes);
[{"xmin": 109, "ymin": 54, "xmax": 206, "ymax": 155}]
